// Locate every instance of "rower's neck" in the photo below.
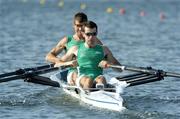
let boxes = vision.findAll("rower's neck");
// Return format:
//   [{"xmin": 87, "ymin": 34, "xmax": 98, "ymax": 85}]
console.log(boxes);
[{"xmin": 73, "ymin": 34, "xmax": 83, "ymax": 41}]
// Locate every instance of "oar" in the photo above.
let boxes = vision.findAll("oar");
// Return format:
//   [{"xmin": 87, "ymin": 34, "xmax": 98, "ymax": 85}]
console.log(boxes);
[
  {"xmin": 25, "ymin": 75, "xmax": 60, "ymax": 87},
  {"xmin": 109, "ymin": 65, "xmax": 180, "ymax": 78},
  {"xmin": 0, "ymin": 63, "xmax": 71, "ymax": 87},
  {"xmin": 109, "ymin": 64, "xmax": 180, "ymax": 87},
  {"xmin": 0, "ymin": 63, "xmax": 54, "ymax": 78},
  {"xmin": 0, "ymin": 66, "xmax": 59, "ymax": 83}
]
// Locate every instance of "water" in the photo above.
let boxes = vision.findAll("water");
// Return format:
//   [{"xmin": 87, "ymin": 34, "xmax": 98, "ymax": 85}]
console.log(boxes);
[{"xmin": 0, "ymin": 0, "xmax": 180, "ymax": 118}]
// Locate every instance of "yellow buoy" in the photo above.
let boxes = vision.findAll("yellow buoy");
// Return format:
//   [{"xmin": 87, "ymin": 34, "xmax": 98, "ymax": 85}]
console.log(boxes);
[
  {"xmin": 106, "ymin": 7, "xmax": 113, "ymax": 13},
  {"xmin": 80, "ymin": 3, "xmax": 86, "ymax": 10},
  {"xmin": 58, "ymin": 0, "xmax": 64, "ymax": 8},
  {"xmin": 40, "ymin": 0, "xmax": 46, "ymax": 5}
]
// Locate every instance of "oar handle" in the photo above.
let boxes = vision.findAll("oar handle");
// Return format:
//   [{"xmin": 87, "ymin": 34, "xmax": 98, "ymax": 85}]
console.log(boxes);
[{"xmin": 108, "ymin": 65, "xmax": 125, "ymax": 70}]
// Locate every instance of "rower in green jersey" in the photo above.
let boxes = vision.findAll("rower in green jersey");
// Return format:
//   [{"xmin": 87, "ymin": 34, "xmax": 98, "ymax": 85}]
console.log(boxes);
[
  {"xmin": 77, "ymin": 43, "xmax": 104, "ymax": 80},
  {"xmin": 46, "ymin": 12, "xmax": 103, "ymax": 85},
  {"xmin": 56, "ymin": 21, "xmax": 122, "ymax": 89}
]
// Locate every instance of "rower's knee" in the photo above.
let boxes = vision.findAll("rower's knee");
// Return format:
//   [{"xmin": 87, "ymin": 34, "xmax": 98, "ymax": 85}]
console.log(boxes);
[
  {"xmin": 80, "ymin": 77, "xmax": 93, "ymax": 88},
  {"xmin": 95, "ymin": 75, "xmax": 106, "ymax": 84}
]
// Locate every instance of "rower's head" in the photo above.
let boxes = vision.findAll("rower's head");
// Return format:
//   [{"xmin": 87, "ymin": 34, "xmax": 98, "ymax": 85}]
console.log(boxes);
[
  {"xmin": 83, "ymin": 21, "xmax": 98, "ymax": 47},
  {"xmin": 73, "ymin": 12, "xmax": 88, "ymax": 37}
]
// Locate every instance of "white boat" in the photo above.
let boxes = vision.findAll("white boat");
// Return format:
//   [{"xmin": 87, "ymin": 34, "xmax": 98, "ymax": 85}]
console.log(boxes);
[{"xmin": 50, "ymin": 70, "xmax": 127, "ymax": 112}]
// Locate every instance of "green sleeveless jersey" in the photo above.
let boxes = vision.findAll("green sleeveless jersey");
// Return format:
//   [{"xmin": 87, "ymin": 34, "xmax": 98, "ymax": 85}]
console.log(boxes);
[
  {"xmin": 65, "ymin": 36, "xmax": 84, "ymax": 73},
  {"xmin": 77, "ymin": 43, "xmax": 104, "ymax": 80},
  {"xmin": 65, "ymin": 36, "xmax": 84, "ymax": 51}
]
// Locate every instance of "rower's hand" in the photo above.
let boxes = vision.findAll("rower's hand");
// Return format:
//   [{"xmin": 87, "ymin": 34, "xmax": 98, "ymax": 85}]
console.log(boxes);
[
  {"xmin": 54, "ymin": 61, "xmax": 63, "ymax": 67},
  {"xmin": 98, "ymin": 60, "xmax": 110, "ymax": 68},
  {"xmin": 69, "ymin": 60, "xmax": 78, "ymax": 67}
]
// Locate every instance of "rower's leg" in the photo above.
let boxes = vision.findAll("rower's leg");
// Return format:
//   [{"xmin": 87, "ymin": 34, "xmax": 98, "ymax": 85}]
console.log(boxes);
[
  {"xmin": 67, "ymin": 71, "xmax": 78, "ymax": 85},
  {"xmin": 71, "ymin": 72, "xmax": 78, "ymax": 85},
  {"xmin": 80, "ymin": 76, "xmax": 93, "ymax": 88}
]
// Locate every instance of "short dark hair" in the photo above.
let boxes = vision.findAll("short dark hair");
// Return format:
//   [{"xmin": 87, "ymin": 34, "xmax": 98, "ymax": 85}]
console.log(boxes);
[
  {"xmin": 74, "ymin": 12, "xmax": 88, "ymax": 23},
  {"xmin": 84, "ymin": 21, "xmax": 98, "ymax": 32}
]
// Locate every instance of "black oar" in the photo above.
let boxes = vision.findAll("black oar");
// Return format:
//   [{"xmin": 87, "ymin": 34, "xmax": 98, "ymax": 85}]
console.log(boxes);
[
  {"xmin": 25, "ymin": 75, "xmax": 60, "ymax": 87},
  {"xmin": 110, "ymin": 65, "xmax": 180, "ymax": 78},
  {"xmin": 0, "ymin": 66, "xmax": 59, "ymax": 83},
  {"xmin": 0, "ymin": 63, "xmax": 54, "ymax": 78},
  {"xmin": 109, "ymin": 64, "xmax": 180, "ymax": 87}
]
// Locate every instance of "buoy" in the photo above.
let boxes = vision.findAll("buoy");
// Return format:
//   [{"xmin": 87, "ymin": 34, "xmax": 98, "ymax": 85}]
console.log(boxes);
[
  {"xmin": 106, "ymin": 7, "xmax": 113, "ymax": 13},
  {"xmin": 80, "ymin": 3, "xmax": 86, "ymax": 10},
  {"xmin": 58, "ymin": 0, "xmax": 64, "ymax": 8},
  {"xmin": 40, "ymin": 0, "xmax": 46, "ymax": 5},
  {"xmin": 160, "ymin": 12, "xmax": 166, "ymax": 21},
  {"xmin": 119, "ymin": 8, "xmax": 126, "ymax": 15},
  {"xmin": 140, "ymin": 10, "xmax": 145, "ymax": 16}
]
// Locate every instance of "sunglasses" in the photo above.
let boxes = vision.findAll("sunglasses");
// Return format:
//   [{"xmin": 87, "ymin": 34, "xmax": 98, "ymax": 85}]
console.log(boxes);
[
  {"xmin": 74, "ymin": 23, "xmax": 83, "ymax": 27},
  {"xmin": 85, "ymin": 32, "xmax": 97, "ymax": 36}
]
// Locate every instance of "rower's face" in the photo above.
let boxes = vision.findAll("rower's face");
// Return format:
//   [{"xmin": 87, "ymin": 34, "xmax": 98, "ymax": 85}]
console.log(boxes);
[
  {"xmin": 84, "ymin": 27, "xmax": 97, "ymax": 46},
  {"xmin": 73, "ymin": 20, "xmax": 84, "ymax": 37}
]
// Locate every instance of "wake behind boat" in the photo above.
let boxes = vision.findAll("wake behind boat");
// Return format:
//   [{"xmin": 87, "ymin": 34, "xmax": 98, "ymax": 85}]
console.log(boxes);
[{"xmin": 50, "ymin": 70, "xmax": 126, "ymax": 112}]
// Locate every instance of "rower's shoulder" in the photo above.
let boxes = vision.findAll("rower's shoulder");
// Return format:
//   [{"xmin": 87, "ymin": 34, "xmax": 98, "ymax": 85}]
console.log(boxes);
[
  {"xmin": 59, "ymin": 36, "xmax": 69, "ymax": 43},
  {"xmin": 102, "ymin": 45, "xmax": 112, "ymax": 54},
  {"xmin": 96, "ymin": 37, "xmax": 103, "ymax": 45},
  {"xmin": 56, "ymin": 36, "xmax": 69, "ymax": 47}
]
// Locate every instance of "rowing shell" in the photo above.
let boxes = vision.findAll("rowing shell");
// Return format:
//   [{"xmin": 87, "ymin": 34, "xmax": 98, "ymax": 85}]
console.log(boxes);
[{"xmin": 50, "ymin": 70, "xmax": 127, "ymax": 112}]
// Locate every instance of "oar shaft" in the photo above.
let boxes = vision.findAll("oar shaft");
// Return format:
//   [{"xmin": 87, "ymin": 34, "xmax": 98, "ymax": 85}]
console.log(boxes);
[
  {"xmin": 165, "ymin": 72, "xmax": 180, "ymax": 78},
  {"xmin": 128, "ymin": 76, "xmax": 162, "ymax": 87},
  {"xmin": 0, "ymin": 63, "xmax": 54, "ymax": 78},
  {"xmin": 0, "ymin": 75, "xmax": 24, "ymax": 82},
  {"xmin": 110, "ymin": 65, "xmax": 157, "ymax": 75},
  {"xmin": 0, "ymin": 67, "xmax": 59, "ymax": 83},
  {"xmin": 110, "ymin": 65, "xmax": 180, "ymax": 78},
  {"xmin": 26, "ymin": 75, "xmax": 60, "ymax": 87},
  {"xmin": 0, "ymin": 72, "xmax": 17, "ymax": 78},
  {"xmin": 32, "ymin": 67, "xmax": 59, "ymax": 75},
  {"xmin": 125, "ymin": 66, "xmax": 156, "ymax": 74}
]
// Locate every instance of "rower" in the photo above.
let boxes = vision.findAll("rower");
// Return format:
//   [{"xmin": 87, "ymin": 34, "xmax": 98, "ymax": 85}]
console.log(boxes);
[
  {"xmin": 55, "ymin": 21, "xmax": 122, "ymax": 89},
  {"xmin": 46, "ymin": 12, "xmax": 103, "ymax": 86}
]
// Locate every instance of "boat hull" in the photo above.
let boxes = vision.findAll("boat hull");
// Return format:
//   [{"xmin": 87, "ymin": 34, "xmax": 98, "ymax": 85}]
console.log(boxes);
[{"xmin": 50, "ymin": 71, "xmax": 125, "ymax": 111}]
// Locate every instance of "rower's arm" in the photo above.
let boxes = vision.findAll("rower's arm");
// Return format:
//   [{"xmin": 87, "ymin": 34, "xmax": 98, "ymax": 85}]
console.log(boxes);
[
  {"xmin": 54, "ymin": 46, "xmax": 78, "ymax": 67},
  {"xmin": 45, "ymin": 37, "xmax": 67, "ymax": 63},
  {"xmin": 102, "ymin": 46, "xmax": 122, "ymax": 72},
  {"xmin": 60, "ymin": 46, "xmax": 77, "ymax": 61},
  {"xmin": 104, "ymin": 46, "xmax": 121, "ymax": 65}
]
